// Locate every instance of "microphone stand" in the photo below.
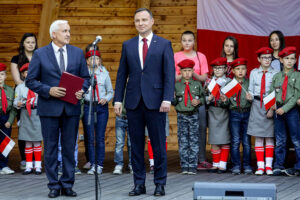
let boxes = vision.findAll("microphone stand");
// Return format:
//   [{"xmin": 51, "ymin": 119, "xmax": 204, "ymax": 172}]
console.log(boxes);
[{"xmin": 87, "ymin": 47, "xmax": 101, "ymax": 200}]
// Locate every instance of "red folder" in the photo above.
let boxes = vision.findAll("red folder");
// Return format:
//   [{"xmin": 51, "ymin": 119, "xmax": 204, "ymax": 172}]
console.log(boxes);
[{"xmin": 58, "ymin": 72, "xmax": 84, "ymax": 104}]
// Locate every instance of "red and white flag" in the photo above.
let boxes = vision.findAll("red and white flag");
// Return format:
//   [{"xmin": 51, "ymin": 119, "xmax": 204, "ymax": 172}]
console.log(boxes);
[
  {"xmin": 0, "ymin": 132, "xmax": 15, "ymax": 157},
  {"xmin": 208, "ymin": 78, "xmax": 227, "ymax": 97},
  {"xmin": 263, "ymin": 91, "xmax": 276, "ymax": 110},
  {"xmin": 221, "ymin": 79, "xmax": 242, "ymax": 98},
  {"xmin": 197, "ymin": 0, "xmax": 300, "ymax": 74}
]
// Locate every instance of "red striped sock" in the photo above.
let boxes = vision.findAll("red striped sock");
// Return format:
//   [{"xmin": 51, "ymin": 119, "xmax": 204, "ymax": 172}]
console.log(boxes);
[
  {"xmin": 219, "ymin": 145, "xmax": 230, "ymax": 169},
  {"xmin": 265, "ymin": 145, "xmax": 274, "ymax": 168},
  {"xmin": 211, "ymin": 149, "xmax": 221, "ymax": 167},
  {"xmin": 255, "ymin": 146, "xmax": 265, "ymax": 169}
]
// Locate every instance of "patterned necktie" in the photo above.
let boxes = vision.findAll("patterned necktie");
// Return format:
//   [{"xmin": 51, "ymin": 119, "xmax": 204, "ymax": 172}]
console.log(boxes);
[
  {"xmin": 282, "ymin": 74, "xmax": 288, "ymax": 101},
  {"xmin": 142, "ymin": 38, "xmax": 148, "ymax": 64},
  {"xmin": 58, "ymin": 48, "xmax": 65, "ymax": 73},
  {"xmin": 184, "ymin": 82, "xmax": 193, "ymax": 107},
  {"xmin": 94, "ymin": 75, "xmax": 100, "ymax": 101},
  {"xmin": 26, "ymin": 90, "xmax": 36, "ymax": 117},
  {"xmin": 260, "ymin": 71, "xmax": 267, "ymax": 108},
  {"xmin": 1, "ymin": 87, "xmax": 7, "ymax": 113}
]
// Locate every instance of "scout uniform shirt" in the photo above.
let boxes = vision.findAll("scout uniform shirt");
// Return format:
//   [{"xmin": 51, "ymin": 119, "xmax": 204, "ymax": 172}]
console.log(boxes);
[
  {"xmin": 0, "ymin": 84, "xmax": 17, "ymax": 124},
  {"xmin": 228, "ymin": 78, "xmax": 251, "ymax": 110},
  {"xmin": 173, "ymin": 78, "xmax": 204, "ymax": 113},
  {"xmin": 270, "ymin": 70, "xmax": 300, "ymax": 113}
]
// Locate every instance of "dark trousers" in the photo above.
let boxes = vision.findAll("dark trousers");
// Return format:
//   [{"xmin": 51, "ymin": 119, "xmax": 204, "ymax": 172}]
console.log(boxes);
[
  {"xmin": 229, "ymin": 111, "xmax": 251, "ymax": 170},
  {"xmin": 0, "ymin": 114, "xmax": 11, "ymax": 169},
  {"xmin": 127, "ymin": 99, "xmax": 167, "ymax": 185},
  {"xmin": 274, "ymin": 108, "xmax": 300, "ymax": 170},
  {"xmin": 40, "ymin": 113, "xmax": 79, "ymax": 190}
]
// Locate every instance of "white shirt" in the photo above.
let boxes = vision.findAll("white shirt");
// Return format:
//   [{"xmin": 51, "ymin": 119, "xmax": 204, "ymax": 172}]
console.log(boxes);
[
  {"xmin": 138, "ymin": 32, "xmax": 153, "ymax": 69},
  {"xmin": 52, "ymin": 42, "xmax": 68, "ymax": 71}
]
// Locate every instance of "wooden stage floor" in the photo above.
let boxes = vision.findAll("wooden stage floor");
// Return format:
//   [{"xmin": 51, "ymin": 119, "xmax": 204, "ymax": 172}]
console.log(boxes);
[{"xmin": 0, "ymin": 151, "xmax": 299, "ymax": 200}]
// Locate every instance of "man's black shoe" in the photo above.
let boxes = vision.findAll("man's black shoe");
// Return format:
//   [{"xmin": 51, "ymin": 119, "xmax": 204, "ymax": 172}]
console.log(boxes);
[
  {"xmin": 61, "ymin": 188, "xmax": 77, "ymax": 197},
  {"xmin": 154, "ymin": 184, "xmax": 165, "ymax": 196},
  {"xmin": 48, "ymin": 189, "xmax": 60, "ymax": 198},
  {"xmin": 128, "ymin": 184, "xmax": 146, "ymax": 196}
]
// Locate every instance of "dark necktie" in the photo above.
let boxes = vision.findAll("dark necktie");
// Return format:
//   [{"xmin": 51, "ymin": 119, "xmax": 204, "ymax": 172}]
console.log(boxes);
[
  {"xmin": 58, "ymin": 48, "xmax": 65, "ymax": 73},
  {"xmin": 260, "ymin": 71, "xmax": 267, "ymax": 108},
  {"xmin": 282, "ymin": 74, "xmax": 288, "ymax": 101},
  {"xmin": 142, "ymin": 38, "xmax": 148, "ymax": 64}
]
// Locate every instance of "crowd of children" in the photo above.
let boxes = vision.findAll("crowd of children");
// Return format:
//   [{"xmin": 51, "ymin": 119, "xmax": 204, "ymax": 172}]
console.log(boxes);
[{"xmin": 0, "ymin": 30, "xmax": 299, "ymax": 178}]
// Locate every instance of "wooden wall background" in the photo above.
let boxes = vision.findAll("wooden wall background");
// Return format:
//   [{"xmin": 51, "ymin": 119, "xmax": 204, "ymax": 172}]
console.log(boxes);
[{"xmin": 0, "ymin": 0, "xmax": 197, "ymax": 152}]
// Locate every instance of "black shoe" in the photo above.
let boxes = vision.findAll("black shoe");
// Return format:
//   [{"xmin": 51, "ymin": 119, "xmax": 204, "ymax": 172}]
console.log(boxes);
[
  {"xmin": 61, "ymin": 188, "xmax": 77, "ymax": 197},
  {"xmin": 154, "ymin": 184, "xmax": 165, "ymax": 196},
  {"xmin": 48, "ymin": 189, "xmax": 60, "ymax": 198},
  {"xmin": 22, "ymin": 169, "xmax": 33, "ymax": 175},
  {"xmin": 128, "ymin": 184, "xmax": 146, "ymax": 196},
  {"xmin": 150, "ymin": 165, "xmax": 154, "ymax": 174},
  {"xmin": 217, "ymin": 169, "xmax": 227, "ymax": 174}
]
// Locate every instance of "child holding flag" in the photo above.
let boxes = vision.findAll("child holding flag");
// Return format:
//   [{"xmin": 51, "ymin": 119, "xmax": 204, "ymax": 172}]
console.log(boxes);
[
  {"xmin": 269, "ymin": 47, "xmax": 300, "ymax": 176},
  {"xmin": 83, "ymin": 50, "xmax": 113, "ymax": 175},
  {"xmin": 0, "ymin": 63, "xmax": 17, "ymax": 175},
  {"xmin": 225, "ymin": 58, "xmax": 253, "ymax": 175},
  {"xmin": 247, "ymin": 47, "xmax": 278, "ymax": 175},
  {"xmin": 206, "ymin": 57, "xmax": 231, "ymax": 173},
  {"xmin": 173, "ymin": 59, "xmax": 204, "ymax": 175},
  {"xmin": 14, "ymin": 63, "xmax": 43, "ymax": 175}
]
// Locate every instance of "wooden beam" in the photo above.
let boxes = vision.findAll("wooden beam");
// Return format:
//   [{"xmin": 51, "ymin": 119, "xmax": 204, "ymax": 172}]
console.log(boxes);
[
  {"xmin": 38, "ymin": 0, "xmax": 61, "ymax": 47},
  {"xmin": 137, "ymin": 0, "xmax": 150, "ymax": 9}
]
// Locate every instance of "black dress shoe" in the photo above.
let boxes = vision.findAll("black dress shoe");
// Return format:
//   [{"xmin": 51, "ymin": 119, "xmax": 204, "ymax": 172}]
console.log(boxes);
[
  {"xmin": 128, "ymin": 184, "xmax": 146, "ymax": 196},
  {"xmin": 61, "ymin": 188, "xmax": 77, "ymax": 197},
  {"xmin": 22, "ymin": 169, "xmax": 33, "ymax": 175},
  {"xmin": 154, "ymin": 184, "xmax": 165, "ymax": 196},
  {"xmin": 48, "ymin": 189, "xmax": 60, "ymax": 198}
]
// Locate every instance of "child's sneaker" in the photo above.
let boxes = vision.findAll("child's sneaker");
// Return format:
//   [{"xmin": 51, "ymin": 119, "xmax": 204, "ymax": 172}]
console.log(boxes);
[
  {"xmin": 0, "ymin": 167, "xmax": 15, "ymax": 175},
  {"xmin": 272, "ymin": 168, "xmax": 283, "ymax": 176},
  {"xmin": 188, "ymin": 168, "xmax": 197, "ymax": 175},
  {"xmin": 181, "ymin": 167, "xmax": 188, "ymax": 175},
  {"xmin": 255, "ymin": 168, "xmax": 264, "ymax": 175},
  {"xmin": 231, "ymin": 168, "xmax": 241, "ymax": 175},
  {"xmin": 113, "ymin": 165, "xmax": 123, "ymax": 175},
  {"xmin": 266, "ymin": 167, "xmax": 273, "ymax": 175},
  {"xmin": 284, "ymin": 168, "xmax": 300, "ymax": 177},
  {"xmin": 87, "ymin": 165, "xmax": 95, "ymax": 175},
  {"xmin": 75, "ymin": 167, "xmax": 82, "ymax": 175}
]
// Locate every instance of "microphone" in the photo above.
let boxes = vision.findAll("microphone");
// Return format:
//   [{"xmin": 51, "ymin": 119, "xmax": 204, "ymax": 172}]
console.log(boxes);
[{"xmin": 92, "ymin": 36, "xmax": 102, "ymax": 45}]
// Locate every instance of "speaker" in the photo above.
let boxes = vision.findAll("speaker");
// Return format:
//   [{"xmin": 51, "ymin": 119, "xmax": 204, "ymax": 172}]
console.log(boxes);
[{"xmin": 193, "ymin": 182, "xmax": 276, "ymax": 200}]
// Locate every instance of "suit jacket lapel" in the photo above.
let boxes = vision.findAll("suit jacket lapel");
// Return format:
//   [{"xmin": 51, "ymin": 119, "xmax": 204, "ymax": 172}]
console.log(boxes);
[
  {"xmin": 143, "ymin": 34, "xmax": 158, "ymax": 70},
  {"xmin": 47, "ymin": 43, "xmax": 62, "ymax": 75},
  {"xmin": 133, "ymin": 36, "xmax": 142, "ymax": 70}
]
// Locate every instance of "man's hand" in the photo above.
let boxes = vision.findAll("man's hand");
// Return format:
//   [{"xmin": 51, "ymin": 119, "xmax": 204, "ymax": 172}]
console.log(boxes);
[
  {"xmin": 159, "ymin": 102, "xmax": 171, "ymax": 112},
  {"xmin": 275, "ymin": 108, "xmax": 285, "ymax": 115},
  {"xmin": 114, "ymin": 103, "xmax": 122, "ymax": 116},
  {"xmin": 17, "ymin": 101, "xmax": 24, "ymax": 108},
  {"xmin": 75, "ymin": 89, "xmax": 84, "ymax": 100},
  {"xmin": 4, "ymin": 122, "xmax": 11, "ymax": 128},
  {"xmin": 99, "ymin": 98, "xmax": 107, "ymax": 105},
  {"xmin": 191, "ymin": 99, "xmax": 200, "ymax": 107},
  {"xmin": 49, "ymin": 87, "xmax": 66, "ymax": 98}
]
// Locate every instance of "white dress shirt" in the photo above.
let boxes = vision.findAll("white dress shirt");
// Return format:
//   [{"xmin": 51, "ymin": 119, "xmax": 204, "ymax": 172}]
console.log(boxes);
[
  {"xmin": 138, "ymin": 32, "xmax": 153, "ymax": 69},
  {"xmin": 52, "ymin": 42, "xmax": 68, "ymax": 71}
]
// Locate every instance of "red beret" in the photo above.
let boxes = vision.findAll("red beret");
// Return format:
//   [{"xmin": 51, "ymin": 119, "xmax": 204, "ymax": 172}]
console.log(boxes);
[
  {"xmin": 256, "ymin": 47, "xmax": 273, "ymax": 56},
  {"xmin": 210, "ymin": 57, "xmax": 227, "ymax": 67},
  {"xmin": 278, "ymin": 46, "xmax": 297, "ymax": 58},
  {"xmin": 230, "ymin": 58, "xmax": 248, "ymax": 68},
  {"xmin": 0, "ymin": 63, "xmax": 7, "ymax": 71},
  {"xmin": 20, "ymin": 63, "xmax": 29, "ymax": 72},
  {"xmin": 85, "ymin": 50, "xmax": 101, "ymax": 59},
  {"xmin": 178, "ymin": 59, "xmax": 195, "ymax": 69}
]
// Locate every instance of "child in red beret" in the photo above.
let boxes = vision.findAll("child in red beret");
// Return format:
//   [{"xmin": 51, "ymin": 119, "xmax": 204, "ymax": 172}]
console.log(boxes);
[
  {"xmin": 14, "ymin": 63, "xmax": 43, "ymax": 175},
  {"xmin": 0, "ymin": 63, "xmax": 17, "ymax": 175},
  {"xmin": 173, "ymin": 59, "xmax": 204, "ymax": 175}
]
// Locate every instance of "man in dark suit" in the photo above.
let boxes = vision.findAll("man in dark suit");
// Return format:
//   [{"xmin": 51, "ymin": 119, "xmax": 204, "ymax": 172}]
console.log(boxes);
[
  {"xmin": 26, "ymin": 20, "xmax": 90, "ymax": 198},
  {"xmin": 114, "ymin": 8, "xmax": 175, "ymax": 196}
]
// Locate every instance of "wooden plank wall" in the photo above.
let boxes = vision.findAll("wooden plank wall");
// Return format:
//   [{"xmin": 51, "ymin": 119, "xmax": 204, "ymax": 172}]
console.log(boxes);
[
  {"xmin": 0, "ymin": 0, "xmax": 197, "ymax": 152},
  {"xmin": 0, "ymin": 0, "xmax": 44, "ymax": 140}
]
